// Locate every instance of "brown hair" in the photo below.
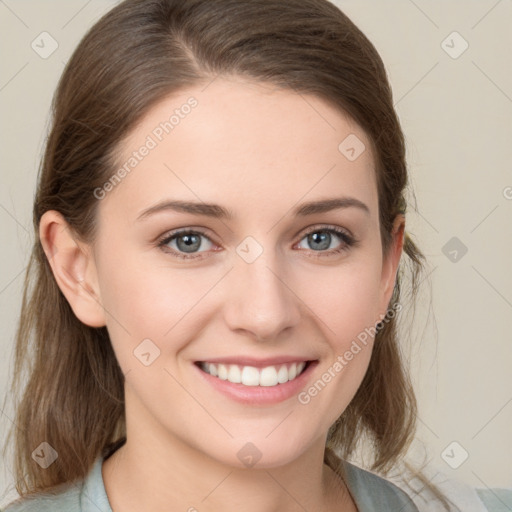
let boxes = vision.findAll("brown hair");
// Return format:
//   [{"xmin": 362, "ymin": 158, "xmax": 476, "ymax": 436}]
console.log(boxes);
[{"xmin": 3, "ymin": 0, "xmax": 449, "ymax": 507}]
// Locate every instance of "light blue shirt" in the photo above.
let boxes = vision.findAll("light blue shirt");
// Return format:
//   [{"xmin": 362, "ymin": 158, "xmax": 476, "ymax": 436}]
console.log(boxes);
[{"xmin": 2, "ymin": 456, "xmax": 510, "ymax": 511}]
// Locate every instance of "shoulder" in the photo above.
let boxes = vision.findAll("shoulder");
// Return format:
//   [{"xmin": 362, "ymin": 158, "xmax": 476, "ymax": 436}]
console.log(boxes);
[
  {"xmin": 385, "ymin": 463, "xmax": 512, "ymax": 512},
  {"xmin": 1, "ymin": 482, "xmax": 82, "ymax": 511},
  {"xmin": 2, "ymin": 457, "xmax": 111, "ymax": 512},
  {"xmin": 342, "ymin": 460, "xmax": 420, "ymax": 511},
  {"xmin": 475, "ymin": 488, "xmax": 512, "ymax": 512}
]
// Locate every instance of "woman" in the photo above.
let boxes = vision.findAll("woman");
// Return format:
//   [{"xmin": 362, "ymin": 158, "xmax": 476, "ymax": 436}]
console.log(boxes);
[{"xmin": 2, "ymin": 0, "xmax": 506, "ymax": 510}]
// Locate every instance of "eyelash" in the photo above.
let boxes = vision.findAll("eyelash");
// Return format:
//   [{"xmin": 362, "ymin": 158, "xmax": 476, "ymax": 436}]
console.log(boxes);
[{"xmin": 156, "ymin": 225, "xmax": 357, "ymax": 261}]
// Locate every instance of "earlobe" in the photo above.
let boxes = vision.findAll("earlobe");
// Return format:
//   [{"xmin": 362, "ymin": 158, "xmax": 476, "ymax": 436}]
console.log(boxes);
[{"xmin": 39, "ymin": 210, "xmax": 107, "ymax": 328}]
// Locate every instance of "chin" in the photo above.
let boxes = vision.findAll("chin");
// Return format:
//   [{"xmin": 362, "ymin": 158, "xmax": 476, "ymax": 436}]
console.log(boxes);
[{"xmin": 209, "ymin": 435, "xmax": 312, "ymax": 471}]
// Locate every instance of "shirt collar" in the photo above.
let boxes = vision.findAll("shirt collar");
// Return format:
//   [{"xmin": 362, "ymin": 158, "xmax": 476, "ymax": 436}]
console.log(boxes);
[
  {"xmin": 79, "ymin": 455, "xmax": 418, "ymax": 512},
  {"xmin": 80, "ymin": 456, "xmax": 113, "ymax": 512}
]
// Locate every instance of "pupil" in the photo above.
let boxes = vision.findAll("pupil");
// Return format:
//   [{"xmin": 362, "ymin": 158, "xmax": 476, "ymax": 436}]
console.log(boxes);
[
  {"xmin": 177, "ymin": 234, "xmax": 200, "ymax": 253},
  {"xmin": 309, "ymin": 232, "xmax": 330, "ymax": 251}
]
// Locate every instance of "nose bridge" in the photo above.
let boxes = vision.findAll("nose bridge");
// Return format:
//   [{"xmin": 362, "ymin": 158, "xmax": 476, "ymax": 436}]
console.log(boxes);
[{"xmin": 223, "ymin": 241, "xmax": 301, "ymax": 340}]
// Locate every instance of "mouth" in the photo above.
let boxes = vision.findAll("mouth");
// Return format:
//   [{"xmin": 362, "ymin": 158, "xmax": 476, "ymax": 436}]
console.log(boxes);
[
  {"xmin": 193, "ymin": 358, "xmax": 318, "ymax": 405},
  {"xmin": 195, "ymin": 360, "xmax": 314, "ymax": 387}
]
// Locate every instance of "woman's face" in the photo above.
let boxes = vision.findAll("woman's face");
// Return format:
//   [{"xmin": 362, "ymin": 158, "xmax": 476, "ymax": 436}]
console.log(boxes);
[{"xmin": 85, "ymin": 77, "xmax": 403, "ymax": 468}]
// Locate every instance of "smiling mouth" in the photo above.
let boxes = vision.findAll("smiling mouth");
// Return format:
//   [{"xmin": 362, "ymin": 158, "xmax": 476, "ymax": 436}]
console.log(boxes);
[{"xmin": 195, "ymin": 360, "xmax": 314, "ymax": 387}]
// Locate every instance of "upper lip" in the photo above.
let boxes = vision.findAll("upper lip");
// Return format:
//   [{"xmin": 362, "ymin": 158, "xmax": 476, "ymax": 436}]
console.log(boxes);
[{"xmin": 195, "ymin": 356, "xmax": 318, "ymax": 368}]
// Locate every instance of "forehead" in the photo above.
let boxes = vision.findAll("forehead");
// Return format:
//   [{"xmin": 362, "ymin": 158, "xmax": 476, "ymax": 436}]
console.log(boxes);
[{"xmin": 104, "ymin": 77, "xmax": 378, "ymax": 221}]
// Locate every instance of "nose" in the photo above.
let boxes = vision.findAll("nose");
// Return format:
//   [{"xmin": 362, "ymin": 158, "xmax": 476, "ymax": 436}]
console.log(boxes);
[{"xmin": 222, "ymin": 248, "xmax": 302, "ymax": 341}]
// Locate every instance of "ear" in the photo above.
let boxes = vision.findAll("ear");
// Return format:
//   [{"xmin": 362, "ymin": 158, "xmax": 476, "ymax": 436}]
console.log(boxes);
[
  {"xmin": 39, "ymin": 210, "xmax": 106, "ymax": 328},
  {"xmin": 378, "ymin": 214, "xmax": 405, "ymax": 317}
]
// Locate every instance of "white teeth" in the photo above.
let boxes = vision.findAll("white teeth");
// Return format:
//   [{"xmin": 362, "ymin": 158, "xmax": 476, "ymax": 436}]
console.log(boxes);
[
  {"xmin": 217, "ymin": 364, "xmax": 228, "ymax": 380},
  {"xmin": 277, "ymin": 364, "xmax": 289, "ymax": 383},
  {"xmin": 260, "ymin": 366, "xmax": 278, "ymax": 387},
  {"xmin": 228, "ymin": 365, "xmax": 241, "ymax": 383},
  {"xmin": 241, "ymin": 366, "xmax": 260, "ymax": 386},
  {"xmin": 208, "ymin": 363, "xmax": 218, "ymax": 377},
  {"xmin": 199, "ymin": 361, "xmax": 308, "ymax": 387}
]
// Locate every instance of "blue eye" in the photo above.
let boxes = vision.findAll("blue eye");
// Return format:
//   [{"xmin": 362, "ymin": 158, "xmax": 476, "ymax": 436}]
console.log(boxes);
[
  {"xmin": 158, "ymin": 230, "xmax": 215, "ymax": 260},
  {"xmin": 157, "ymin": 225, "xmax": 356, "ymax": 260},
  {"xmin": 296, "ymin": 227, "xmax": 355, "ymax": 256}
]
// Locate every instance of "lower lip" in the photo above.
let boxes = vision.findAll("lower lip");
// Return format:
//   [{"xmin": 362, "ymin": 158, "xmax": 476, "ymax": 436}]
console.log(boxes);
[{"xmin": 193, "ymin": 361, "xmax": 319, "ymax": 405}]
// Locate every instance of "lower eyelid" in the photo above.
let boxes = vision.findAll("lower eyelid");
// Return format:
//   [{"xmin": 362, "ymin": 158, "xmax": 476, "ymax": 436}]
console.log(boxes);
[
  {"xmin": 296, "ymin": 229, "xmax": 353, "ymax": 250},
  {"xmin": 158, "ymin": 227, "xmax": 355, "ymax": 258},
  {"xmin": 159, "ymin": 231, "xmax": 214, "ymax": 252}
]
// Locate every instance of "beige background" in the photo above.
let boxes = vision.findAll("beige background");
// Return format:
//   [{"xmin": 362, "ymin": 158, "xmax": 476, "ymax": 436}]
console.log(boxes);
[{"xmin": 1, "ymin": 0, "xmax": 511, "ymax": 506}]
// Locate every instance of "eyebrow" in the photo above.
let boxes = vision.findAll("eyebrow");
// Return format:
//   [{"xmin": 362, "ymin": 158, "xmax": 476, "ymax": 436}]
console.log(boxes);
[{"xmin": 136, "ymin": 197, "xmax": 370, "ymax": 222}]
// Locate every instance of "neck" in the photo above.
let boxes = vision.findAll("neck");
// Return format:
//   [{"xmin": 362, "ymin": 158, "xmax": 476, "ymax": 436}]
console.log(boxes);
[
  {"xmin": 101, "ymin": 388, "xmax": 357, "ymax": 512},
  {"xmin": 102, "ymin": 432, "xmax": 355, "ymax": 512}
]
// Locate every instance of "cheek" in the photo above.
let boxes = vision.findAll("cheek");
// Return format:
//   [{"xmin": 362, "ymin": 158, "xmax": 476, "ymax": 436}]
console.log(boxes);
[
  {"xmin": 97, "ymin": 238, "xmax": 384, "ymax": 364},
  {"xmin": 295, "ymin": 257, "xmax": 383, "ymax": 410},
  {"xmin": 91, "ymin": 235, "xmax": 385, "ymax": 454},
  {"xmin": 302, "ymin": 257, "xmax": 384, "ymax": 345},
  {"xmin": 94, "ymin": 247, "xmax": 214, "ymax": 371}
]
